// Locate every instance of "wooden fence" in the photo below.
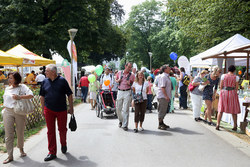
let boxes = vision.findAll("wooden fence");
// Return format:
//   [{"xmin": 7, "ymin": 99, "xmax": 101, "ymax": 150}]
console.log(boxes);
[
  {"xmin": 0, "ymin": 95, "xmax": 45, "ymax": 139},
  {"xmin": 26, "ymin": 95, "xmax": 45, "ymax": 130}
]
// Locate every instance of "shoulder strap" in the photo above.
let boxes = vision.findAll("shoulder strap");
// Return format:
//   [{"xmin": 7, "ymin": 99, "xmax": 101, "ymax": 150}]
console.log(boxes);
[
  {"xmin": 110, "ymin": 74, "xmax": 113, "ymax": 83},
  {"xmin": 18, "ymin": 84, "xmax": 23, "ymax": 95},
  {"xmin": 120, "ymin": 71, "xmax": 123, "ymax": 80},
  {"xmin": 127, "ymin": 72, "xmax": 131, "ymax": 81},
  {"xmin": 141, "ymin": 82, "xmax": 144, "ymax": 93}
]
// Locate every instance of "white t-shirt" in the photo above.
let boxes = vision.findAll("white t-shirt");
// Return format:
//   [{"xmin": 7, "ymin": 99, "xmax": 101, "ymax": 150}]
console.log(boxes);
[
  {"xmin": 132, "ymin": 82, "xmax": 149, "ymax": 100},
  {"xmin": 35, "ymin": 74, "xmax": 45, "ymax": 82},
  {"xmin": 101, "ymin": 74, "xmax": 114, "ymax": 90},
  {"xmin": 3, "ymin": 84, "xmax": 33, "ymax": 108}
]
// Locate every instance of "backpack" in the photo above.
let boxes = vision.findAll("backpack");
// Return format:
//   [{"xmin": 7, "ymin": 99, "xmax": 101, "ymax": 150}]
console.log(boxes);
[
  {"xmin": 100, "ymin": 74, "xmax": 113, "ymax": 85},
  {"xmin": 182, "ymin": 74, "xmax": 190, "ymax": 86},
  {"xmin": 119, "ymin": 71, "xmax": 132, "ymax": 86}
]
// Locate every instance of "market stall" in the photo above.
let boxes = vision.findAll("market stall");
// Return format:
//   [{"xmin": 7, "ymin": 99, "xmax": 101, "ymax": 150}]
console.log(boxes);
[
  {"xmin": 195, "ymin": 34, "xmax": 250, "ymax": 133},
  {"xmin": 6, "ymin": 44, "xmax": 55, "ymax": 66},
  {"xmin": 0, "ymin": 50, "xmax": 23, "ymax": 66},
  {"xmin": 190, "ymin": 34, "xmax": 250, "ymax": 72}
]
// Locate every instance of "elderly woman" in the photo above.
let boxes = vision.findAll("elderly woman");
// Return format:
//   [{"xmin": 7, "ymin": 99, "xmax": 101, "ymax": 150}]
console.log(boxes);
[
  {"xmin": 203, "ymin": 66, "xmax": 221, "ymax": 126},
  {"xmin": 2, "ymin": 72, "xmax": 33, "ymax": 164},
  {"xmin": 216, "ymin": 65, "xmax": 240, "ymax": 131},
  {"xmin": 190, "ymin": 70, "xmax": 207, "ymax": 121}
]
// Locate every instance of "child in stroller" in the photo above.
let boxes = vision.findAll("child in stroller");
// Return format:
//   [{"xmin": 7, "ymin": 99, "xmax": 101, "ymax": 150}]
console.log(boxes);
[{"xmin": 96, "ymin": 90, "xmax": 117, "ymax": 119}]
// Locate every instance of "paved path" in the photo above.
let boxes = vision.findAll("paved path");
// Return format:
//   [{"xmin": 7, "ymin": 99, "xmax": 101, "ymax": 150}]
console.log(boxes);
[{"xmin": 1, "ymin": 102, "xmax": 250, "ymax": 167}]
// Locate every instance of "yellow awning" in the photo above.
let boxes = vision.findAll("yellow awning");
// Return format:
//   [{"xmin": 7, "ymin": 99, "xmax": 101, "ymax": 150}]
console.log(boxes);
[
  {"xmin": 6, "ymin": 44, "xmax": 55, "ymax": 66},
  {"xmin": 0, "ymin": 50, "xmax": 23, "ymax": 66}
]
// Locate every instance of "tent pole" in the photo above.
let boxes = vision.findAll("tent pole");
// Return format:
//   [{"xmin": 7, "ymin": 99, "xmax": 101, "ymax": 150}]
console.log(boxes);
[
  {"xmin": 247, "ymin": 52, "xmax": 249, "ymax": 80},
  {"xmin": 21, "ymin": 64, "xmax": 23, "ymax": 79},
  {"xmin": 224, "ymin": 54, "xmax": 227, "ymax": 73}
]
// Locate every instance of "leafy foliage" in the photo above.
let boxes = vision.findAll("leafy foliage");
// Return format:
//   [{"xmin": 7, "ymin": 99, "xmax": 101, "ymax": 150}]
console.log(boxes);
[
  {"xmin": 0, "ymin": 0, "xmax": 126, "ymax": 65},
  {"xmin": 167, "ymin": 0, "xmax": 250, "ymax": 52},
  {"xmin": 124, "ymin": 0, "xmax": 197, "ymax": 68},
  {"xmin": 125, "ymin": 0, "xmax": 164, "ymax": 68}
]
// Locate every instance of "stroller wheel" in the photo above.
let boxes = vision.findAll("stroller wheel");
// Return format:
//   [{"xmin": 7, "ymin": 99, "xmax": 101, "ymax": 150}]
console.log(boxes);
[
  {"xmin": 96, "ymin": 104, "xmax": 100, "ymax": 117},
  {"xmin": 114, "ymin": 109, "xmax": 118, "ymax": 118},
  {"xmin": 153, "ymin": 102, "xmax": 158, "ymax": 109}
]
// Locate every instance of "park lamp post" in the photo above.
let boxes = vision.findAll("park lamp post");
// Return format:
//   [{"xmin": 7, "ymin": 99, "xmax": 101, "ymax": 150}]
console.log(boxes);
[
  {"xmin": 68, "ymin": 28, "xmax": 78, "ymax": 96},
  {"xmin": 148, "ymin": 52, "xmax": 152, "ymax": 71},
  {"xmin": 125, "ymin": 52, "xmax": 129, "ymax": 64}
]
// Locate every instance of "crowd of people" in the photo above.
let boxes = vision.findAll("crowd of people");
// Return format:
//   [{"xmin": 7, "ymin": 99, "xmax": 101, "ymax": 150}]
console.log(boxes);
[
  {"xmin": 1, "ymin": 62, "xmax": 243, "ymax": 164},
  {"xmin": 77, "ymin": 63, "xmax": 242, "ymax": 134}
]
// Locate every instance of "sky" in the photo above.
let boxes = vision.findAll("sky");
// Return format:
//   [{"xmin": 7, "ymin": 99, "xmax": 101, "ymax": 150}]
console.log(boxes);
[{"xmin": 117, "ymin": 0, "xmax": 147, "ymax": 23}]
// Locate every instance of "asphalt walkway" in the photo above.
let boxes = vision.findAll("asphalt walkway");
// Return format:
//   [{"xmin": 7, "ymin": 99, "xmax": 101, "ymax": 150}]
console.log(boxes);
[{"xmin": 0, "ymin": 102, "xmax": 250, "ymax": 167}]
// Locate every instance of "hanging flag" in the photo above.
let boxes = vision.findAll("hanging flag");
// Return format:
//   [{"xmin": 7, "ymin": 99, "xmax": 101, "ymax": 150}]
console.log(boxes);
[
  {"xmin": 67, "ymin": 40, "xmax": 78, "ymax": 89},
  {"xmin": 61, "ymin": 59, "xmax": 71, "ymax": 86}
]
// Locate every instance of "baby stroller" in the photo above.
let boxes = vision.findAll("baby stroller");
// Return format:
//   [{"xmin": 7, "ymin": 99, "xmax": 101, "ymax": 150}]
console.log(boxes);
[
  {"xmin": 96, "ymin": 90, "xmax": 117, "ymax": 119},
  {"xmin": 152, "ymin": 94, "xmax": 158, "ymax": 110},
  {"xmin": 151, "ymin": 84, "xmax": 158, "ymax": 110}
]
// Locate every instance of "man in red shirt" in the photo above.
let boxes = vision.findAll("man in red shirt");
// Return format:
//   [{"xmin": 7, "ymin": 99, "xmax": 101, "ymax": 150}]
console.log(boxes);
[{"xmin": 79, "ymin": 74, "xmax": 89, "ymax": 102}]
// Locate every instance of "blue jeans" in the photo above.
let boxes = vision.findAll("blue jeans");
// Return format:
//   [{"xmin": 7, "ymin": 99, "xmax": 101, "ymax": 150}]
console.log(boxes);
[
  {"xmin": 179, "ymin": 85, "xmax": 188, "ymax": 109},
  {"xmin": 81, "ymin": 86, "xmax": 88, "ymax": 102},
  {"xmin": 147, "ymin": 94, "xmax": 153, "ymax": 110}
]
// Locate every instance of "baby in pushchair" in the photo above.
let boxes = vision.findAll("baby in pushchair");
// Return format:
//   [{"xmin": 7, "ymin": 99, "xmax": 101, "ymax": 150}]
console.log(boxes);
[{"xmin": 96, "ymin": 90, "xmax": 117, "ymax": 119}]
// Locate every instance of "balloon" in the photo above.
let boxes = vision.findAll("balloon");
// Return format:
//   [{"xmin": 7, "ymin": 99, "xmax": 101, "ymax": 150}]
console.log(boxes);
[
  {"xmin": 104, "ymin": 80, "xmax": 110, "ymax": 86},
  {"xmin": 201, "ymin": 105, "xmax": 205, "ymax": 113},
  {"xmin": 170, "ymin": 52, "xmax": 178, "ymax": 60},
  {"xmin": 238, "ymin": 70, "xmax": 242, "ymax": 75},
  {"xmin": 88, "ymin": 74, "xmax": 96, "ymax": 83},
  {"xmin": 95, "ymin": 65, "xmax": 103, "ymax": 76}
]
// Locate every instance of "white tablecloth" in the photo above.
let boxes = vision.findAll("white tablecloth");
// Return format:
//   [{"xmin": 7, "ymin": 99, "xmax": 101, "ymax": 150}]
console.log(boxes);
[{"xmin": 221, "ymin": 98, "xmax": 247, "ymax": 127}]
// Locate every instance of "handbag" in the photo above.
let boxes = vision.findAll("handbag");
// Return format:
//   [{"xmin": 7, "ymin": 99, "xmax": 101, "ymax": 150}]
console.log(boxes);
[
  {"xmin": 13, "ymin": 85, "xmax": 34, "ymax": 115},
  {"xmin": 133, "ymin": 82, "xmax": 144, "ymax": 104},
  {"xmin": 69, "ymin": 114, "xmax": 77, "ymax": 131},
  {"xmin": 188, "ymin": 83, "xmax": 197, "ymax": 92},
  {"xmin": 198, "ymin": 84, "xmax": 206, "ymax": 91}
]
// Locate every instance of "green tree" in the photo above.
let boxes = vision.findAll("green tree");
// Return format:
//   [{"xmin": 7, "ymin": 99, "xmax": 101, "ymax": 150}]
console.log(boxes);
[
  {"xmin": 124, "ymin": 0, "xmax": 164, "ymax": 69},
  {"xmin": 0, "ymin": 0, "xmax": 126, "ymax": 65},
  {"xmin": 167, "ymin": 0, "xmax": 250, "ymax": 52},
  {"xmin": 150, "ymin": 16, "xmax": 197, "ymax": 67}
]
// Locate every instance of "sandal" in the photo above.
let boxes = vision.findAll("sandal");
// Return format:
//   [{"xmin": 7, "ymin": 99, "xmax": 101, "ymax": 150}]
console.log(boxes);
[
  {"xmin": 3, "ymin": 158, "xmax": 13, "ymax": 164},
  {"xmin": 232, "ymin": 127, "xmax": 237, "ymax": 131},
  {"xmin": 208, "ymin": 122, "xmax": 216, "ymax": 126},
  {"xmin": 20, "ymin": 152, "xmax": 27, "ymax": 157},
  {"xmin": 215, "ymin": 126, "xmax": 220, "ymax": 131}
]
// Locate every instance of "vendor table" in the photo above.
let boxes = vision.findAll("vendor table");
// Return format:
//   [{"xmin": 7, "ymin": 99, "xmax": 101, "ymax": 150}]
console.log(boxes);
[
  {"xmin": 221, "ymin": 98, "xmax": 249, "ymax": 127},
  {"xmin": 243, "ymin": 102, "xmax": 250, "ymax": 122}
]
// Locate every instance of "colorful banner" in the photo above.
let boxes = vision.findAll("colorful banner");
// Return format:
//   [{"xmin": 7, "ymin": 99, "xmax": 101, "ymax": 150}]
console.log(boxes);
[
  {"xmin": 67, "ymin": 40, "xmax": 77, "ymax": 80},
  {"xmin": 61, "ymin": 59, "xmax": 71, "ymax": 86}
]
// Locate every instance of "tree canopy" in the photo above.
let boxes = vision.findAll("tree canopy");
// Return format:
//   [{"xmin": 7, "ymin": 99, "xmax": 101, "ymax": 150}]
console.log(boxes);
[
  {"xmin": 0, "ymin": 0, "xmax": 126, "ymax": 65},
  {"xmin": 124, "ymin": 0, "xmax": 196, "ymax": 68},
  {"xmin": 167, "ymin": 0, "xmax": 250, "ymax": 51}
]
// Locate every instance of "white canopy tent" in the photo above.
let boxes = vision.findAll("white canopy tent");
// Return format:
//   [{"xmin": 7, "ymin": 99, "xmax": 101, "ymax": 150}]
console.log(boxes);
[{"xmin": 190, "ymin": 34, "xmax": 250, "ymax": 68}]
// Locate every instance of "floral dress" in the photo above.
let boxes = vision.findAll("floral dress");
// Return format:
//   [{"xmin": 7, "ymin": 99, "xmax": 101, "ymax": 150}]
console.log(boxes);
[{"xmin": 202, "ymin": 74, "xmax": 220, "ymax": 101}]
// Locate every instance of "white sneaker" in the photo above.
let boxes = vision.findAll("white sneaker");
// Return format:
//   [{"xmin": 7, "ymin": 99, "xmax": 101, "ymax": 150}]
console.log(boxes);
[{"xmin": 139, "ymin": 127, "xmax": 144, "ymax": 131}]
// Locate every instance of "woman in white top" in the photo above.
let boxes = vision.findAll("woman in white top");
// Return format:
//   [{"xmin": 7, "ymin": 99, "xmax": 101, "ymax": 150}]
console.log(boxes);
[
  {"xmin": 132, "ymin": 71, "xmax": 149, "ymax": 133},
  {"xmin": 2, "ymin": 72, "xmax": 33, "ymax": 164}
]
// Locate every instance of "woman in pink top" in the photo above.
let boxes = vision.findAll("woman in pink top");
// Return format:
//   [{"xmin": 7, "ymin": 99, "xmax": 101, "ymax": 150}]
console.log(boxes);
[{"xmin": 146, "ymin": 76, "xmax": 153, "ymax": 113}]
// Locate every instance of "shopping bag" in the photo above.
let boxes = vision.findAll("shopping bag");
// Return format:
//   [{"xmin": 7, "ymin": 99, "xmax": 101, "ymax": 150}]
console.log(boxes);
[{"xmin": 69, "ymin": 114, "xmax": 77, "ymax": 131}]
